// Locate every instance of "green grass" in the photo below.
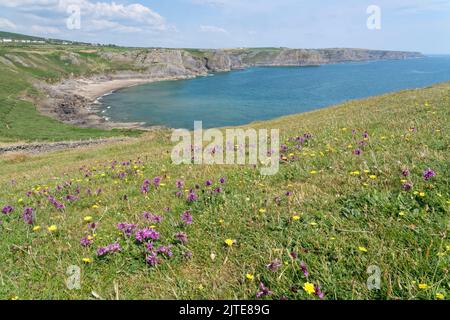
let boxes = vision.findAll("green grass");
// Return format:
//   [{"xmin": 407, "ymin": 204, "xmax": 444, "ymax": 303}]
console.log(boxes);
[
  {"xmin": 0, "ymin": 46, "xmax": 143, "ymax": 142},
  {"xmin": 0, "ymin": 83, "xmax": 448, "ymax": 300}
]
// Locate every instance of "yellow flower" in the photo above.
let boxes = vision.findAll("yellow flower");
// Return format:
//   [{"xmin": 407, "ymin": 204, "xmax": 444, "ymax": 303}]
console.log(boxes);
[
  {"xmin": 446, "ymin": 245, "xmax": 450, "ymax": 251},
  {"xmin": 418, "ymin": 283, "xmax": 428, "ymax": 290},
  {"xmin": 258, "ymin": 208, "xmax": 266, "ymax": 214},
  {"xmin": 350, "ymin": 171, "xmax": 360, "ymax": 175},
  {"xmin": 303, "ymin": 282, "xmax": 315, "ymax": 295},
  {"xmin": 224, "ymin": 239, "xmax": 235, "ymax": 247},
  {"xmin": 219, "ymin": 219, "xmax": 224, "ymax": 224},
  {"xmin": 32, "ymin": 226, "xmax": 41, "ymax": 231},
  {"xmin": 364, "ymin": 170, "xmax": 370, "ymax": 173},
  {"xmin": 246, "ymin": 273, "xmax": 254, "ymax": 281},
  {"xmin": 419, "ymin": 192, "xmax": 425, "ymax": 197},
  {"xmin": 47, "ymin": 225, "xmax": 58, "ymax": 232},
  {"xmin": 369, "ymin": 175, "xmax": 377, "ymax": 180},
  {"xmin": 358, "ymin": 246, "xmax": 368, "ymax": 253},
  {"xmin": 309, "ymin": 222, "xmax": 318, "ymax": 226},
  {"xmin": 292, "ymin": 215, "xmax": 301, "ymax": 221},
  {"xmin": 92, "ymin": 204, "xmax": 99, "ymax": 209},
  {"xmin": 18, "ymin": 198, "xmax": 23, "ymax": 203},
  {"xmin": 436, "ymin": 293, "xmax": 445, "ymax": 300},
  {"xmin": 309, "ymin": 170, "xmax": 318, "ymax": 175},
  {"xmin": 10, "ymin": 296, "xmax": 19, "ymax": 300},
  {"xmin": 399, "ymin": 211, "xmax": 405, "ymax": 216},
  {"xmin": 83, "ymin": 216, "xmax": 93, "ymax": 222},
  {"xmin": 82, "ymin": 258, "xmax": 92, "ymax": 264}
]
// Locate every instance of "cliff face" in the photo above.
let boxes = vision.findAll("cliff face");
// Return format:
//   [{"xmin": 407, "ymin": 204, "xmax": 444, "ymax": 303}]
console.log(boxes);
[{"xmin": 100, "ymin": 48, "xmax": 423, "ymax": 76}]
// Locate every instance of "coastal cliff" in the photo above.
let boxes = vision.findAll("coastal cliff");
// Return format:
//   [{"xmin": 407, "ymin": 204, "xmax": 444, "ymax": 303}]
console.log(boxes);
[{"xmin": 100, "ymin": 48, "xmax": 423, "ymax": 76}]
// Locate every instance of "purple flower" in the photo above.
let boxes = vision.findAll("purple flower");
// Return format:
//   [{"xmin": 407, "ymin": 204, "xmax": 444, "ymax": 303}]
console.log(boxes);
[
  {"xmin": 219, "ymin": 177, "xmax": 226, "ymax": 184},
  {"xmin": 97, "ymin": 243, "xmax": 121, "ymax": 256},
  {"xmin": 175, "ymin": 191, "xmax": 183, "ymax": 197},
  {"xmin": 214, "ymin": 187, "xmax": 223, "ymax": 193},
  {"xmin": 353, "ymin": 149, "xmax": 362, "ymax": 156},
  {"xmin": 181, "ymin": 210, "xmax": 193, "ymax": 225},
  {"xmin": 402, "ymin": 168, "xmax": 410, "ymax": 177},
  {"xmin": 146, "ymin": 252, "xmax": 160, "ymax": 266},
  {"xmin": 183, "ymin": 251, "xmax": 193, "ymax": 259},
  {"xmin": 141, "ymin": 179, "xmax": 150, "ymax": 194},
  {"xmin": 80, "ymin": 236, "xmax": 93, "ymax": 247},
  {"xmin": 23, "ymin": 207, "xmax": 34, "ymax": 225},
  {"xmin": 363, "ymin": 131, "xmax": 369, "ymax": 139},
  {"xmin": 266, "ymin": 259, "xmax": 282, "ymax": 272},
  {"xmin": 153, "ymin": 176, "xmax": 161, "ymax": 187},
  {"xmin": 314, "ymin": 285, "xmax": 324, "ymax": 299},
  {"xmin": 256, "ymin": 282, "xmax": 273, "ymax": 298},
  {"xmin": 64, "ymin": 195, "xmax": 78, "ymax": 201},
  {"xmin": 423, "ymin": 168, "xmax": 436, "ymax": 181},
  {"xmin": 157, "ymin": 245, "xmax": 173, "ymax": 257},
  {"xmin": 175, "ymin": 232, "xmax": 188, "ymax": 244},
  {"xmin": 205, "ymin": 180, "xmax": 213, "ymax": 186},
  {"xmin": 2, "ymin": 205, "xmax": 13, "ymax": 215},
  {"xmin": 145, "ymin": 242, "xmax": 154, "ymax": 252},
  {"xmin": 300, "ymin": 261, "xmax": 309, "ymax": 277},
  {"xmin": 117, "ymin": 222, "xmax": 136, "ymax": 236},
  {"xmin": 402, "ymin": 181, "xmax": 413, "ymax": 191},
  {"xmin": 187, "ymin": 190, "xmax": 198, "ymax": 202},
  {"xmin": 176, "ymin": 179, "xmax": 184, "ymax": 189},
  {"xmin": 135, "ymin": 228, "xmax": 160, "ymax": 242},
  {"xmin": 143, "ymin": 212, "xmax": 163, "ymax": 223}
]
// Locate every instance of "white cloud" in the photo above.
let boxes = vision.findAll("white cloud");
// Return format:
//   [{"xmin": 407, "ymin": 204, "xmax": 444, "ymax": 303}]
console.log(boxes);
[
  {"xmin": 0, "ymin": 17, "xmax": 17, "ymax": 29},
  {"xmin": 200, "ymin": 25, "xmax": 228, "ymax": 34},
  {"xmin": 0, "ymin": 0, "xmax": 175, "ymax": 34}
]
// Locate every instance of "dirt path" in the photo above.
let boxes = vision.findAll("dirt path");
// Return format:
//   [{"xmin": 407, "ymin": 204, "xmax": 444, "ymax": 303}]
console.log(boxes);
[{"xmin": 0, "ymin": 137, "xmax": 132, "ymax": 155}]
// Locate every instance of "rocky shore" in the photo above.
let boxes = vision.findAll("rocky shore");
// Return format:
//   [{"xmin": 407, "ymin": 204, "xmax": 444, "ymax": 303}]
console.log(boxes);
[{"xmin": 36, "ymin": 48, "xmax": 423, "ymax": 129}]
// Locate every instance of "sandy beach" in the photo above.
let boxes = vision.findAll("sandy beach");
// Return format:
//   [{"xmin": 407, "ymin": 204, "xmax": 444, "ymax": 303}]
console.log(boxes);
[{"xmin": 36, "ymin": 73, "xmax": 199, "ymax": 130}]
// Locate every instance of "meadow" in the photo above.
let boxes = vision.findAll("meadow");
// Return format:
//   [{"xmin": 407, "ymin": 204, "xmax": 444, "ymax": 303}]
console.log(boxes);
[
  {"xmin": 0, "ymin": 81, "xmax": 448, "ymax": 300},
  {"xmin": 0, "ymin": 44, "xmax": 141, "ymax": 142}
]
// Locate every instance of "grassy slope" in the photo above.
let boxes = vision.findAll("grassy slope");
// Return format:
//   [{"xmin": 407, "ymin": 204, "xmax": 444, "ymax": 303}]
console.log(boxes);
[
  {"xmin": 0, "ymin": 45, "xmax": 141, "ymax": 142},
  {"xmin": 0, "ymin": 83, "xmax": 448, "ymax": 300}
]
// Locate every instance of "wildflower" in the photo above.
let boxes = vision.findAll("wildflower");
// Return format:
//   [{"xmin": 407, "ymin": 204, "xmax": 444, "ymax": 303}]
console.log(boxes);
[
  {"xmin": 219, "ymin": 177, "xmax": 226, "ymax": 184},
  {"xmin": 205, "ymin": 180, "xmax": 213, "ymax": 186},
  {"xmin": 436, "ymin": 293, "xmax": 445, "ymax": 300},
  {"xmin": 292, "ymin": 215, "xmax": 300, "ymax": 221},
  {"xmin": 402, "ymin": 181, "xmax": 413, "ymax": 191},
  {"xmin": 83, "ymin": 216, "xmax": 93, "ymax": 222},
  {"xmin": 259, "ymin": 208, "xmax": 266, "ymax": 214},
  {"xmin": 266, "ymin": 259, "xmax": 282, "ymax": 272},
  {"xmin": 146, "ymin": 252, "xmax": 160, "ymax": 266},
  {"xmin": 419, "ymin": 192, "xmax": 425, "ymax": 197},
  {"xmin": 369, "ymin": 175, "xmax": 377, "ymax": 180},
  {"xmin": 314, "ymin": 285, "xmax": 325, "ymax": 299},
  {"xmin": 300, "ymin": 261, "xmax": 309, "ymax": 277},
  {"xmin": 97, "ymin": 243, "xmax": 121, "ymax": 257},
  {"xmin": 2, "ymin": 205, "xmax": 13, "ymax": 214},
  {"xmin": 353, "ymin": 149, "xmax": 362, "ymax": 156},
  {"xmin": 256, "ymin": 282, "xmax": 273, "ymax": 298},
  {"xmin": 80, "ymin": 236, "xmax": 94, "ymax": 247},
  {"xmin": 117, "ymin": 222, "xmax": 136, "ymax": 236},
  {"xmin": 47, "ymin": 225, "xmax": 58, "ymax": 232},
  {"xmin": 141, "ymin": 179, "xmax": 150, "ymax": 194},
  {"xmin": 309, "ymin": 170, "xmax": 317, "ymax": 174},
  {"xmin": 32, "ymin": 226, "xmax": 41, "ymax": 232},
  {"xmin": 423, "ymin": 168, "xmax": 436, "ymax": 181},
  {"xmin": 181, "ymin": 210, "xmax": 193, "ymax": 225},
  {"xmin": 82, "ymin": 258, "xmax": 92, "ymax": 264},
  {"xmin": 402, "ymin": 168, "xmax": 410, "ymax": 177},
  {"xmin": 157, "ymin": 245, "xmax": 173, "ymax": 257},
  {"xmin": 135, "ymin": 228, "xmax": 160, "ymax": 242},
  {"xmin": 175, "ymin": 232, "xmax": 188, "ymax": 244},
  {"xmin": 224, "ymin": 239, "xmax": 235, "ymax": 247},
  {"xmin": 23, "ymin": 207, "xmax": 34, "ymax": 225},
  {"xmin": 418, "ymin": 283, "xmax": 428, "ymax": 290},
  {"xmin": 358, "ymin": 246, "xmax": 368, "ymax": 253},
  {"xmin": 143, "ymin": 212, "xmax": 163, "ymax": 223},
  {"xmin": 183, "ymin": 251, "xmax": 193, "ymax": 259},
  {"xmin": 187, "ymin": 190, "xmax": 198, "ymax": 202},
  {"xmin": 246, "ymin": 273, "xmax": 254, "ymax": 281},
  {"xmin": 399, "ymin": 211, "xmax": 406, "ymax": 217},
  {"xmin": 176, "ymin": 179, "xmax": 184, "ymax": 189},
  {"xmin": 303, "ymin": 282, "xmax": 315, "ymax": 295}
]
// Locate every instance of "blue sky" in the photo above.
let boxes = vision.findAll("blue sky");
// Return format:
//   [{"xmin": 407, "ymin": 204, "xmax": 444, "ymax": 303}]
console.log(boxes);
[{"xmin": 0, "ymin": 0, "xmax": 449, "ymax": 53}]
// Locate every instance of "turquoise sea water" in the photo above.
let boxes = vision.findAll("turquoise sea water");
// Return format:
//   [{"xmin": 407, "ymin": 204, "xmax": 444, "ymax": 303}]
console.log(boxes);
[{"xmin": 99, "ymin": 56, "xmax": 450, "ymax": 129}]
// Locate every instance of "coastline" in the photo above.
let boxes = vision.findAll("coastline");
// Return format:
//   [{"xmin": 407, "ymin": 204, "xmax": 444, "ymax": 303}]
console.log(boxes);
[{"xmin": 36, "ymin": 74, "xmax": 201, "ymax": 130}]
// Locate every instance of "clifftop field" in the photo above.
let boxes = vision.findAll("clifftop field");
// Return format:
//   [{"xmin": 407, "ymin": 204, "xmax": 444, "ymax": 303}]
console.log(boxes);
[{"xmin": 0, "ymin": 79, "xmax": 449, "ymax": 299}]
